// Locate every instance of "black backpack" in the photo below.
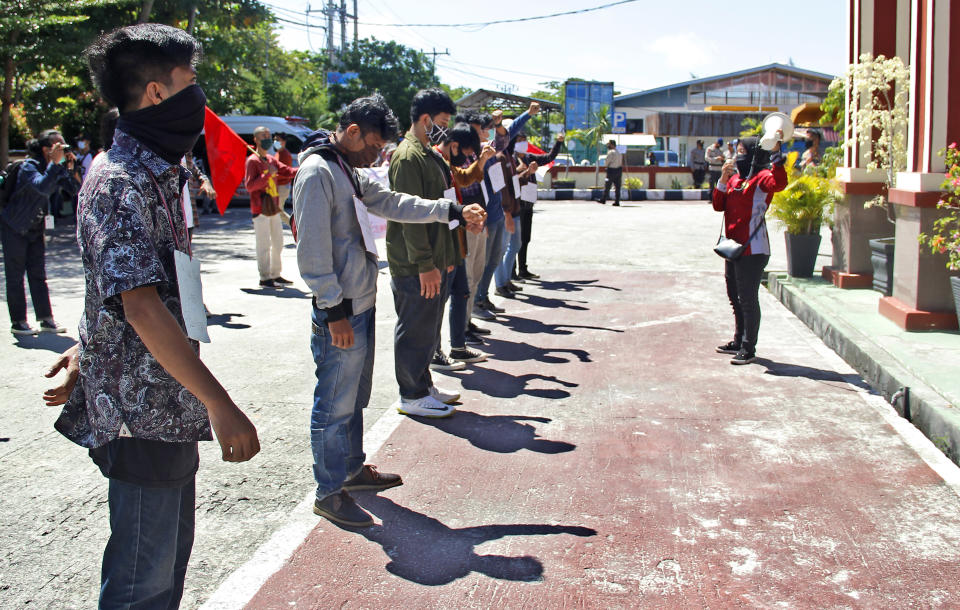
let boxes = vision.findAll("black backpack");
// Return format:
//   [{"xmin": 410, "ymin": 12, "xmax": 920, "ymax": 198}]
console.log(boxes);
[{"xmin": 0, "ymin": 159, "xmax": 26, "ymax": 210}]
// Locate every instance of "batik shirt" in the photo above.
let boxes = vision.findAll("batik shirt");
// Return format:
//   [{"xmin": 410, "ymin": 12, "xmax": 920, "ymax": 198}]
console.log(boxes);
[{"xmin": 55, "ymin": 129, "xmax": 212, "ymax": 449}]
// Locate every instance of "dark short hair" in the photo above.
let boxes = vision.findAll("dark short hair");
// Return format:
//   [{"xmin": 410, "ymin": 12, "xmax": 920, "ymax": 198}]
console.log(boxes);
[
  {"xmin": 27, "ymin": 130, "xmax": 62, "ymax": 159},
  {"xmin": 447, "ymin": 122, "xmax": 480, "ymax": 154},
  {"xmin": 409, "ymin": 88, "xmax": 456, "ymax": 126},
  {"xmin": 338, "ymin": 93, "xmax": 400, "ymax": 140},
  {"xmin": 85, "ymin": 23, "xmax": 202, "ymax": 113},
  {"xmin": 456, "ymin": 110, "xmax": 492, "ymax": 129}
]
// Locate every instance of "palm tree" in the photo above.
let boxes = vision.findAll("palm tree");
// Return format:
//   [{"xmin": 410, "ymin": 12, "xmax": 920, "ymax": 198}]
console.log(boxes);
[{"xmin": 583, "ymin": 105, "xmax": 611, "ymax": 187}]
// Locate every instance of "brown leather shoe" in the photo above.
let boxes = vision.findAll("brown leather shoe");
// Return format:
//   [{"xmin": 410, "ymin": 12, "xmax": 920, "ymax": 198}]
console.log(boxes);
[{"xmin": 342, "ymin": 465, "xmax": 403, "ymax": 492}]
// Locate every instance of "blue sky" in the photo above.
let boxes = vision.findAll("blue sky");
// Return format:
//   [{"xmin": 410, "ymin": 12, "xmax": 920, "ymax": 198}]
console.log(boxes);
[{"xmin": 263, "ymin": 0, "xmax": 847, "ymax": 95}]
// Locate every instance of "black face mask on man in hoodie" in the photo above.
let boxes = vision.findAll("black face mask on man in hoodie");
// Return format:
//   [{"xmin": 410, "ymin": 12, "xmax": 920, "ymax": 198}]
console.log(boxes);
[{"xmin": 117, "ymin": 84, "xmax": 207, "ymax": 165}]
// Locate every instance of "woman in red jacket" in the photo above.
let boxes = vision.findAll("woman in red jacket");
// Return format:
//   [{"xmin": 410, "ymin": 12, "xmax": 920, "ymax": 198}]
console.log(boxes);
[{"xmin": 712, "ymin": 136, "xmax": 787, "ymax": 364}]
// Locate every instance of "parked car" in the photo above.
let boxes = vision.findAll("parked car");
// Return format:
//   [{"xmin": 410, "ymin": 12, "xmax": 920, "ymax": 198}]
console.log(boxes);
[
  {"xmin": 649, "ymin": 150, "xmax": 680, "ymax": 167},
  {"xmin": 553, "ymin": 154, "xmax": 575, "ymax": 166}
]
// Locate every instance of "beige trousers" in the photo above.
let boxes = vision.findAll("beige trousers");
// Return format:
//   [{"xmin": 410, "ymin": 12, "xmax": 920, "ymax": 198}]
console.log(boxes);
[
  {"xmin": 253, "ymin": 213, "xmax": 283, "ymax": 280},
  {"xmin": 465, "ymin": 229, "xmax": 488, "ymax": 316}
]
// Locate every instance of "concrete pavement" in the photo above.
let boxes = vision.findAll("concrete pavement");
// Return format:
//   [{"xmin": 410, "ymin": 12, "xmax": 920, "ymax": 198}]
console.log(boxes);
[{"xmin": 1, "ymin": 201, "xmax": 959, "ymax": 608}]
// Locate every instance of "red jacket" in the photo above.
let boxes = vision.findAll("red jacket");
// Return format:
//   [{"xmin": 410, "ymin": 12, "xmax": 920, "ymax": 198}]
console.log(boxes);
[
  {"xmin": 711, "ymin": 164, "xmax": 787, "ymax": 256},
  {"xmin": 244, "ymin": 153, "xmax": 296, "ymax": 215}
]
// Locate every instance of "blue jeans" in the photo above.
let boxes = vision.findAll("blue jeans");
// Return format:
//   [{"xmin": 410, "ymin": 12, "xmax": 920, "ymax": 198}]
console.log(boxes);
[
  {"xmin": 446, "ymin": 261, "xmax": 469, "ymax": 349},
  {"xmin": 476, "ymin": 217, "xmax": 506, "ymax": 303},
  {"xmin": 99, "ymin": 478, "xmax": 195, "ymax": 609},
  {"xmin": 310, "ymin": 306, "xmax": 375, "ymax": 499},
  {"xmin": 494, "ymin": 219, "xmax": 522, "ymax": 289}
]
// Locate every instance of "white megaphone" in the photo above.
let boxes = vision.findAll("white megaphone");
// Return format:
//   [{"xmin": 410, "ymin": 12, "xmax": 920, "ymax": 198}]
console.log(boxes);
[{"xmin": 759, "ymin": 112, "xmax": 794, "ymax": 151}]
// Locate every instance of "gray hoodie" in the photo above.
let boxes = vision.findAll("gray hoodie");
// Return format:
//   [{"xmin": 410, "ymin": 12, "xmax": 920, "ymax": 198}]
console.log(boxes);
[{"xmin": 293, "ymin": 143, "xmax": 455, "ymax": 319}]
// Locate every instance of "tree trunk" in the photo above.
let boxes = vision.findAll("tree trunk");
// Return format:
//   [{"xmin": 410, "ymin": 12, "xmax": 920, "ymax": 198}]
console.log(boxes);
[
  {"xmin": 187, "ymin": 4, "xmax": 198, "ymax": 33},
  {"xmin": 138, "ymin": 0, "xmax": 155, "ymax": 23},
  {"xmin": 1, "ymin": 31, "xmax": 19, "ymax": 168}
]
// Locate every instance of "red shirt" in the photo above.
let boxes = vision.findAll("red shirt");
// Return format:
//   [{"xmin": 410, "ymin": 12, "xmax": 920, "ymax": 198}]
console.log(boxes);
[
  {"xmin": 711, "ymin": 164, "xmax": 787, "ymax": 256},
  {"xmin": 244, "ymin": 153, "xmax": 296, "ymax": 215}
]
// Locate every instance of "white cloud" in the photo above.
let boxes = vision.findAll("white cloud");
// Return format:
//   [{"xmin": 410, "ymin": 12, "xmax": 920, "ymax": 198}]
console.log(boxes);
[{"xmin": 642, "ymin": 33, "xmax": 722, "ymax": 72}]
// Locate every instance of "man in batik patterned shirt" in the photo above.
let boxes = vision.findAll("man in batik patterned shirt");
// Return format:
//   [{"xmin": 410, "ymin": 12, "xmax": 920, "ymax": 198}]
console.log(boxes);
[{"xmin": 43, "ymin": 23, "xmax": 259, "ymax": 608}]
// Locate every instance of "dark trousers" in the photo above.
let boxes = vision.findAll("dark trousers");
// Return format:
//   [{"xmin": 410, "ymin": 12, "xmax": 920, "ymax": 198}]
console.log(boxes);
[
  {"xmin": 446, "ymin": 262, "xmax": 469, "ymax": 349},
  {"xmin": 600, "ymin": 167, "xmax": 622, "ymax": 204},
  {"xmin": 724, "ymin": 254, "xmax": 770, "ymax": 353},
  {"xmin": 1, "ymin": 223, "xmax": 52, "ymax": 323},
  {"xmin": 708, "ymin": 169, "xmax": 723, "ymax": 193},
  {"xmin": 517, "ymin": 206, "xmax": 533, "ymax": 274},
  {"xmin": 692, "ymin": 168, "xmax": 706, "ymax": 187},
  {"xmin": 99, "ymin": 477, "xmax": 195, "ymax": 609},
  {"xmin": 392, "ymin": 270, "xmax": 448, "ymax": 400}
]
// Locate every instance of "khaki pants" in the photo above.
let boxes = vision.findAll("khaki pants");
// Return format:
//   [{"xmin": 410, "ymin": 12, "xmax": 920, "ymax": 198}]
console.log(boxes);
[
  {"xmin": 464, "ymin": 229, "xmax": 488, "ymax": 319},
  {"xmin": 253, "ymin": 213, "xmax": 283, "ymax": 281}
]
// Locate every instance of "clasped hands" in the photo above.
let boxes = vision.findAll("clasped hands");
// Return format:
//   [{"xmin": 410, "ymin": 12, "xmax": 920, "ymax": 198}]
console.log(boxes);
[{"xmin": 461, "ymin": 203, "xmax": 486, "ymax": 234}]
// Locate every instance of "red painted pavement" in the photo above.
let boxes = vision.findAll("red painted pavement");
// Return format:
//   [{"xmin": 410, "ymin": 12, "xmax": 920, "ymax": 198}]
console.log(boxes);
[{"xmin": 247, "ymin": 270, "xmax": 960, "ymax": 609}]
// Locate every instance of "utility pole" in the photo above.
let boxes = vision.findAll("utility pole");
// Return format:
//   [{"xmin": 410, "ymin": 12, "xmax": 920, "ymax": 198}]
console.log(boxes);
[
  {"xmin": 339, "ymin": 0, "xmax": 347, "ymax": 53},
  {"xmin": 325, "ymin": 1, "xmax": 335, "ymax": 63},
  {"xmin": 353, "ymin": 0, "xmax": 358, "ymax": 46},
  {"xmin": 424, "ymin": 48, "xmax": 449, "ymax": 79}
]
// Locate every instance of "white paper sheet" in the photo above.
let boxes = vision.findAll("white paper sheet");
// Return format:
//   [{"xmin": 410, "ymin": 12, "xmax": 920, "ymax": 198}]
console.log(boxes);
[
  {"xmin": 174, "ymin": 250, "xmax": 209, "ymax": 343},
  {"xmin": 488, "ymin": 163, "xmax": 506, "ymax": 193},
  {"xmin": 521, "ymin": 183, "xmax": 538, "ymax": 202},
  {"xmin": 512, "ymin": 175, "xmax": 521, "ymax": 197},
  {"xmin": 181, "ymin": 183, "xmax": 194, "ymax": 229},
  {"xmin": 481, "ymin": 180, "xmax": 490, "ymax": 204},
  {"xmin": 352, "ymin": 196, "xmax": 378, "ymax": 257}
]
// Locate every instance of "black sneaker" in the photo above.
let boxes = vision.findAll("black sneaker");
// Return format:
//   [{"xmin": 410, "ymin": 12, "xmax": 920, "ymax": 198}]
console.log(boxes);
[
  {"xmin": 342, "ymin": 465, "xmax": 403, "ymax": 492},
  {"xmin": 506, "ymin": 281, "xmax": 523, "ymax": 292},
  {"xmin": 518, "ymin": 270, "xmax": 540, "ymax": 280},
  {"xmin": 482, "ymin": 298, "xmax": 505, "ymax": 313},
  {"xmin": 716, "ymin": 341, "xmax": 741, "ymax": 354},
  {"xmin": 313, "ymin": 490, "xmax": 374, "ymax": 527},
  {"xmin": 11, "ymin": 321, "xmax": 37, "ymax": 336},
  {"xmin": 472, "ymin": 304, "xmax": 496, "ymax": 320},
  {"xmin": 494, "ymin": 286, "xmax": 515, "ymax": 299},
  {"xmin": 612, "ymin": 202, "xmax": 620, "ymax": 207},
  {"xmin": 273, "ymin": 276, "xmax": 293, "ymax": 285},
  {"xmin": 468, "ymin": 322, "xmax": 491, "ymax": 335},
  {"xmin": 730, "ymin": 349, "xmax": 757, "ymax": 365},
  {"xmin": 430, "ymin": 350, "xmax": 466, "ymax": 371},
  {"xmin": 38, "ymin": 319, "xmax": 67, "ymax": 334},
  {"xmin": 259, "ymin": 279, "xmax": 279, "ymax": 288},
  {"xmin": 450, "ymin": 346, "xmax": 487, "ymax": 363},
  {"xmin": 464, "ymin": 331, "xmax": 485, "ymax": 346}
]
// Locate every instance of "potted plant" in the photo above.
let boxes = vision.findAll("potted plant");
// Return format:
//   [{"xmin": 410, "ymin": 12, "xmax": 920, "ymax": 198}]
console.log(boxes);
[
  {"xmin": 919, "ymin": 143, "xmax": 960, "ymax": 321},
  {"xmin": 769, "ymin": 152, "xmax": 841, "ymax": 277}
]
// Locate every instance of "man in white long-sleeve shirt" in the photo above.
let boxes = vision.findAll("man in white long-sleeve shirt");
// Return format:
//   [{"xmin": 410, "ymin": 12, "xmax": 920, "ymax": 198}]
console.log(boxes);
[{"xmin": 293, "ymin": 94, "xmax": 485, "ymax": 528}]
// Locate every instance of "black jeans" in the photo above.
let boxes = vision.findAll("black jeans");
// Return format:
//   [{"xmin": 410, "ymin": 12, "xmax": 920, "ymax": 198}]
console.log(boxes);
[
  {"xmin": 601, "ymin": 168, "xmax": 622, "ymax": 204},
  {"xmin": 1, "ymin": 223, "xmax": 52, "ymax": 323},
  {"xmin": 692, "ymin": 169, "xmax": 706, "ymax": 187},
  {"xmin": 517, "ymin": 205, "xmax": 534, "ymax": 273},
  {"xmin": 392, "ymin": 270, "xmax": 448, "ymax": 400},
  {"xmin": 724, "ymin": 253, "xmax": 770, "ymax": 353}
]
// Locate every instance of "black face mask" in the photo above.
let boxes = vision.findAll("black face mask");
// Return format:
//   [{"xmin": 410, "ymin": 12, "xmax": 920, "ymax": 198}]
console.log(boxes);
[
  {"xmin": 450, "ymin": 145, "xmax": 467, "ymax": 166},
  {"xmin": 735, "ymin": 153, "xmax": 753, "ymax": 179},
  {"xmin": 117, "ymin": 84, "xmax": 207, "ymax": 165},
  {"xmin": 804, "ymin": 139, "xmax": 814, "ymax": 149}
]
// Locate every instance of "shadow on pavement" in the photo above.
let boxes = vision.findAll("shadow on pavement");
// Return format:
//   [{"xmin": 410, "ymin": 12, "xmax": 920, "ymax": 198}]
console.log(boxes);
[
  {"xmin": 447, "ymin": 368, "xmax": 578, "ymax": 400},
  {"xmin": 755, "ymin": 358, "xmax": 872, "ymax": 391},
  {"xmin": 480, "ymin": 336, "xmax": 591, "ymax": 364},
  {"xmin": 205, "ymin": 312, "xmax": 252, "ymax": 330},
  {"xmin": 415, "ymin": 411, "xmax": 575, "ymax": 454},
  {"xmin": 533, "ymin": 278, "xmax": 622, "ymax": 293},
  {"xmin": 492, "ymin": 314, "xmax": 624, "ymax": 336},
  {"xmin": 239, "ymin": 287, "xmax": 311, "ymax": 299},
  {"xmin": 343, "ymin": 494, "xmax": 596, "ymax": 586},
  {"xmin": 511, "ymin": 293, "xmax": 588, "ymax": 310},
  {"xmin": 11, "ymin": 333, "xmax": 77, "ymax": 354}
]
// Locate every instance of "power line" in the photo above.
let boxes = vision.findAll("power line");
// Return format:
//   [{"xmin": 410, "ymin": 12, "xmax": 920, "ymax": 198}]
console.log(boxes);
[{"xmin": 356, "ymin": 0, "xmax": 640, "ymax": 28}]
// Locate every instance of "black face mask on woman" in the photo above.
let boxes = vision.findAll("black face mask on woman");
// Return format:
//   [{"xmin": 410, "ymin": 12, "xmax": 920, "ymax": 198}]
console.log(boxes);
[
  {"xmin": 117, "ymin": 83, "xmax": 207, "ymax": 165},
  {"xmin": 735, "ymin": 136, "xmax": 760, "ymax": 180}
]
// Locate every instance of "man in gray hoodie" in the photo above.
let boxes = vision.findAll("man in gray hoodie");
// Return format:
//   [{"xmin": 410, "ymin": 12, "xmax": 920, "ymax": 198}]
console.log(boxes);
[{"xmin": 293, "ymin": 94, "xmax": 485, "ymax": 527}]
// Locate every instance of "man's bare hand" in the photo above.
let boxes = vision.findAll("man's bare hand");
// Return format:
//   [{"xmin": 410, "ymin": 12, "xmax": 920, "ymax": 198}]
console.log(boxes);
[
  {"xmin": 328, "ymin": 318, "xmax": 354, "ymax": 349},
  {"xmin": 556, "ymin": 133, "xmax": 565, "ymax": 143},
  {"xmin": 43, "ymin": 343, "xmax": 80, "ymax": 406},
  {"xmin": 200, "ymin": 178, "xmax": 217, "ymax": 200},
  {"xmin": 419, "ymin": 268, "xmax": 442, "ymax": 299},
  {"xmin": 492, "ymin": 110, "xmax": 503, "ymax": 124},
  {"xmin": 528, "ymin": 102, "xmax": 540, "ymax": 116},
  {"xmin": 268, "ymin": 165, "xmax": 278, "ymax": 176},
  {"xmin": 527, "ymin": 161, "xmax": 539, "ymax": 174},
  {"xmin": 208, "ymin": 404, "xmax": 260, "ymax": 463},
  {"xmin": 479, "ymin": 143, "xmax": 496, "ymax": 163},
  {"xmin": 461, "ymin": 203, "xmax": 486, "ymax": 227}
]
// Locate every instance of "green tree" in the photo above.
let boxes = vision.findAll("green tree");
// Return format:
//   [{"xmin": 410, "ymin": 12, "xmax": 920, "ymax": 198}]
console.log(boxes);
[{"xmin": 329, "ymin": 37, "xmax": 438, "ymax": 132}]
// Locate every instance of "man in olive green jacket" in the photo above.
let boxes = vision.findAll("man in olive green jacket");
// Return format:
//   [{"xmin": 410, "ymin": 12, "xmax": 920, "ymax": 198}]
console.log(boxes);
[{"xmin": 387, "ymin": 88, "xmax": 463, "ymax": 418}]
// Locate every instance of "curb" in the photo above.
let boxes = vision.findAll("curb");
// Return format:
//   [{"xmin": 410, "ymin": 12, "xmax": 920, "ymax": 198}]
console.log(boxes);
[
  {"xmin": 538, "ymin": 188, "xmax": 710, "ymax": 201},
  {"xmin": 767, "ymin": 272, "xmax": 960, "ymax": 466}
]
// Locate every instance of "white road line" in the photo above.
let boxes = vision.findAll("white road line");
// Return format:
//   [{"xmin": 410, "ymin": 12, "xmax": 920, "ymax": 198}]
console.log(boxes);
[{"xmin": 199, "ymin": 407, "xmax": 407, "ymax": 610}]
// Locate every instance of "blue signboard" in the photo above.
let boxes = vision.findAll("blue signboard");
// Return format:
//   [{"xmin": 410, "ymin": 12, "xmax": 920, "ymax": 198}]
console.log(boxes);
[
  {"xmin": 612, "ymin": 111, "xmax": 627, "ymax": 134},
  {"xmin": 564, "ymin": 80, "xmax": 614, "ymax": 132},
  {"xmin": 326, "ymin": 71, "xmax": 359, "ymax": 86}
]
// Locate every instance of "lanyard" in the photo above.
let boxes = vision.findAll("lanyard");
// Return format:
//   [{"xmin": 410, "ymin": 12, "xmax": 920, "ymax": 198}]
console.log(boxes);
[{"xmin": 141, "ymin": 163, "xmax": 190, "ymax": 257}]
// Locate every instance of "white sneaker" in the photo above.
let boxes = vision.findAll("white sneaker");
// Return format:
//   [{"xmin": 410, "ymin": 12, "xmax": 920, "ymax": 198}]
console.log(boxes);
[
  {"xmin": 429, "ymin": 385, "xmax": 460, "ymax": 404},
  {"xmin": 395, "ymin": 395, "xmax": 455, "ymax": 418}
]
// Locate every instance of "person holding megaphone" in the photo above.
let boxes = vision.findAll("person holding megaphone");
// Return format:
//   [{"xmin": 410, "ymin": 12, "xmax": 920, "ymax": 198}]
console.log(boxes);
[{"xmin": 712, "ymin": 115, "xmax": 789, "ymax": 365}]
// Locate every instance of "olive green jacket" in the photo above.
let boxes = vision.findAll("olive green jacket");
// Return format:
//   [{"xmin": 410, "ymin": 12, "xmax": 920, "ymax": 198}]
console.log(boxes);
[{"xmin": 386, "ymin": 130, "xmax": 459, "ymax": 277}]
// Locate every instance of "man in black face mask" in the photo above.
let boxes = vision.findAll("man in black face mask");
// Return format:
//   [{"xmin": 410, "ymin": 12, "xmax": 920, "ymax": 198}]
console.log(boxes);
[
  {"xmin": 293, "ymin": 94, "xmax": 485, "ymax": 527},
  {"xmin": 44, "ymin": 24, "xmax": 260, "ymax": 607}
]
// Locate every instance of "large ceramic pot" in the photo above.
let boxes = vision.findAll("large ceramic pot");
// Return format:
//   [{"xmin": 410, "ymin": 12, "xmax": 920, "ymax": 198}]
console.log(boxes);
[
  {"xmin": 784, "ymin": 233, "xmax": 823, "ymax": 278},
  {"xmin": 951, "ymin": 277, "xmax": 960, "ymax": 324},
  {"xmin": 870, "ymin": 237, "xmax": 896, "ymax": 296}
]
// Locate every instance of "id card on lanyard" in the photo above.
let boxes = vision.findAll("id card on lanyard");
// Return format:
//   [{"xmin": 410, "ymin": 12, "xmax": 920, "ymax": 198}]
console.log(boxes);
[{"xmin": 144, "ymin": 165, "xmax": 210, "ymax": 343}]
